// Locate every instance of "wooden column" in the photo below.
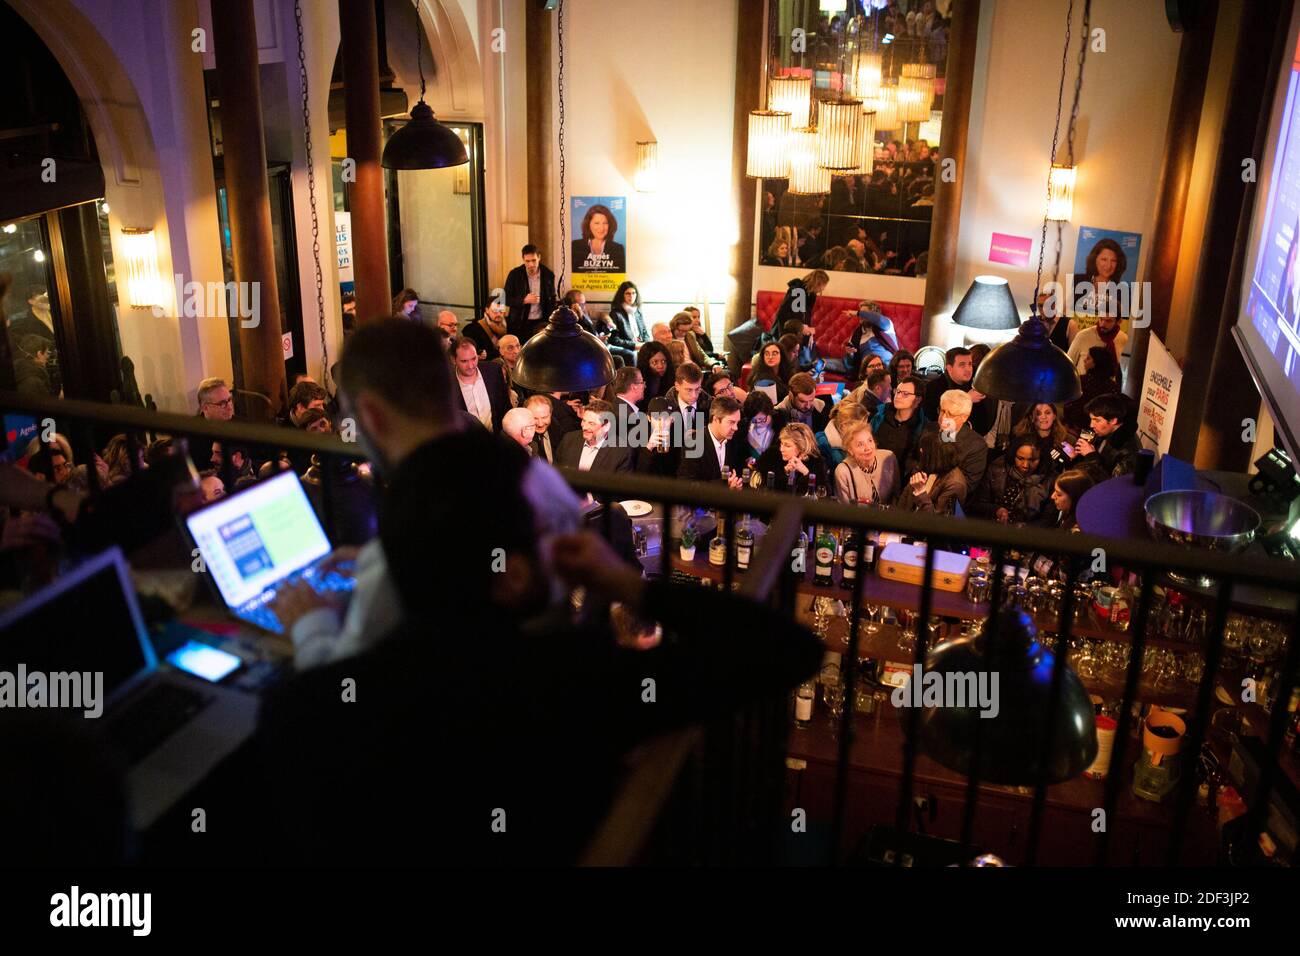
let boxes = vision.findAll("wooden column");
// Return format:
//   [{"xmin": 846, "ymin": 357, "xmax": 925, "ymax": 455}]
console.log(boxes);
[
  {"xmin": 1125, "ymin": 0, "xmax": 1217, "ymax": 400},
  {"xmin": 340, "ymin": 0, "xmax": 393, "ymax": 325},
  {"xmin": 1169, "ymin": 0, "xmax": 1286, "ymax": 463},
  {"xmin": 525, "ymin": 2, "xmax": 555, "ymax": 275},
  {"xmin": 210, "ymin": 0, "xmax": 287, "ymax": 418},
  {"xmin": 920, "ymin": 0, "xmax": 981, "ymax": 344},
  {"xmin": 726, "ymin": 0, "xmax": 767, "ymax": 340}
]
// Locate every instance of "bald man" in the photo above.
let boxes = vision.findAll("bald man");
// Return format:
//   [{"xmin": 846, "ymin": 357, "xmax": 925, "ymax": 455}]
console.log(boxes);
[
  {"xmin": 502, "ymin": 407, "xmax": 537, "ymax": 452},
  {"xmin": 437, "ymin": 310, "xmax": 459, "ymax": 337},
  {"xmin": 651, "ymin": 322, "xmax": 672, "ymax": 346}
]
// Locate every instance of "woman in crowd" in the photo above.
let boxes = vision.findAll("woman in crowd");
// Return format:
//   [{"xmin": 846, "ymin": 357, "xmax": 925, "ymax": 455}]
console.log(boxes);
[
  {"xmin": 102, "ymin": 434, "xmax": 147, "ymax": 486},
  {"xmin": 870, "ymin": 373, "xmax": 927, "ymax": 466},
  {"xmin": 752, "ymin": 342, "xmax": 793, "ymax": 403},
  {"xmin": 1064, "ymin": 346, "xmax": 1121, "ymax": 431},
  {"xmin": 666, "ymin": 339, "xmax": 690, "ymax": 370},
  {"xmin": 774, "ymin": 270, "xmax": 830, "ymax": 331},
  {"xmin": 608, "ymin": 281, "xmax": 648, "ymax": 353},
  {"xmin": 834, "ymin": 420, "xmax": 900, "ymax": 507},
  {"xmin": 762, "ymin": 236, "xmax": 795, "ymax": 267},
  {"xmin": 1050, "ymin": 468, "xmax": 1094, "ymax": 532},
  {"xmin": 1012, "ymin": 403, "xmax": 1069, "ymax": 476},
  {"xmin": 670, "ymin": 312, "xmax": 714, "ymax": 369},
  {"xmin": 740, "ymin": 391, "xmax": 776, "ymax": 462},
  {"xmin": 392, "ymin": 288, "xmax": 421, "ymax": 322},
  {"xmin": 888, "ymin": 349, "xmax": 915, "ymax": 385},
  {"xmin": 754, "ymin": 423, "xmax": 828, "ymax": 495},
  {"xmin": 819, "ymin": 397, "xmax": 869, "ymax": 469},
  {"xmin": 635, "ymin": 341, "xmax": 675, "ymax": 407},
  {"xmin": 969, "ymin": 437, "xmax": 1049, "ymax": 525}
]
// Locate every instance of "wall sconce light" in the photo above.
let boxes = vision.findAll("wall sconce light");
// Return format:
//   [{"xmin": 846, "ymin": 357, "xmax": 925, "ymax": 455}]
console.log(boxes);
[
  {"xmin": 1046, "ymin": 164, "xmax": 1076, "ymax": 221},
  {"xmin": 635, "ymin": 141, "xmax": 659, "ymax": 192},
  {"xmin": 119, "ymin": 227, "xmax": 166, "ymax": 311}
]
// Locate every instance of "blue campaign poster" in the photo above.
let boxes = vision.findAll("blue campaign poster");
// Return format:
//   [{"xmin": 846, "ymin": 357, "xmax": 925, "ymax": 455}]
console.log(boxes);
[
  {"xmin": 570, "ymin": 196, "xmax": 627, "ymax": 294},
  {"xmin": 1072, "ymin": 226, "xmax": 1143, "ymax": 316}
]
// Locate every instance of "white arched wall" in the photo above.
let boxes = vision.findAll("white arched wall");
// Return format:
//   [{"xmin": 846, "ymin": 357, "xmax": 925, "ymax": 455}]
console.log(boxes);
[{"xmin": 11, "ymin": 0, "xmax": 233, "ymax": 413}]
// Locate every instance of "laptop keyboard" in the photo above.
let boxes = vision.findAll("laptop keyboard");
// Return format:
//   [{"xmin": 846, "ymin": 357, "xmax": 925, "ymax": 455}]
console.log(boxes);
[
  {"xmin": 107, "ymin": 681, "xmax": 214, "ymax": 764},
  {"xmin": 236, "ymin": 563, "xmax": 356, "ymax": 634}
]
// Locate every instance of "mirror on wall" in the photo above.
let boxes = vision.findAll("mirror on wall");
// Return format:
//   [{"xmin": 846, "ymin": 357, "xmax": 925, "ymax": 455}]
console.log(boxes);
[{"xmin": 759, "ymin": 0, "xmax": 951, "ymax": 278}]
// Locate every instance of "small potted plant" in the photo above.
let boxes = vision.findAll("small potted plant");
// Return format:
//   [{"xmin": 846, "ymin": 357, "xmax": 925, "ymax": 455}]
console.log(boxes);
[{"xmin": 679, "ymin": 523, "xmax": 697, "ymax": 562}]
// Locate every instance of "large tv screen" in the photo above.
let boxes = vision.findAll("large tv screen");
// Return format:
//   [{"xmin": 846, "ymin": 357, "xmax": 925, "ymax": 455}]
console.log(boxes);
[{"xmin": 1238, "ymin": 8, "xmax": 1300, "ymax": 461}]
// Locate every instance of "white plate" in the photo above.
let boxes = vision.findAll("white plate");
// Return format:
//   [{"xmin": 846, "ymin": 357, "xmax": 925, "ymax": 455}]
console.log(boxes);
[{"xmin": 619, "ymin": 500, "xmax": 653, "ymax": 518}]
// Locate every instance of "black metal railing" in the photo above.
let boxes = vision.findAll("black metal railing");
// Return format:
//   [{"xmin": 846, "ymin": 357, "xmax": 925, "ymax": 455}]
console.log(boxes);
[{"xmin": 4, "ymin": 390, "xmax": 1298, "ymax": 867}]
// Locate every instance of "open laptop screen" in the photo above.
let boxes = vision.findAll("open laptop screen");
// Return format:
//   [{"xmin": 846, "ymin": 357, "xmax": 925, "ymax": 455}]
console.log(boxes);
[
  {"xmin": 185, "ymin": 470, "xmax": 331, "ymax": 611},
  {"xmin": 0, "ymin": 547, "xmax": 154, "ymax": 696}
]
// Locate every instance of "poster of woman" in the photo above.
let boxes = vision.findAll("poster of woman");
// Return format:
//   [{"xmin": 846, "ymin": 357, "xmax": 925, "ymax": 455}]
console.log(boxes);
[
  {"xmin": 1072, "ymin": 227, "xmax": 1141, "ymax": 318},
  {"xmin": 571, "ymin": 196, "xmax": 627, "ymax": 292}
]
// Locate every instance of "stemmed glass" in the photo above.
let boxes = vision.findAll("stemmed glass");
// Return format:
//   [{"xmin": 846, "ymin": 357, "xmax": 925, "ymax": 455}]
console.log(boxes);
[{"xmin": 863, "ymin": 600, "xmax": 883, "ymax": 636}]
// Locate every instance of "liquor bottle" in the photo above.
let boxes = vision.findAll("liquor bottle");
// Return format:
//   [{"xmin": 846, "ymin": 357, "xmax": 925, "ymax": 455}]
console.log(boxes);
[
  {"xmin": 1110, "ymin": 574, "xmax": 1135, "ymax": 632},
  {"xmin": 863, "ymin": 532, "xmax": 878, "ymax": 573},
  {"xmin": 795, "ymin": 527, "xmax": 809, "ymax": 578},
  {"xmin": 709, "ymin": 510, "xmax": 727, "ymax": 566},
  {"xmin": 741, "ymin": 465, "xmax": 752, "ymax": 487},
  {"xmin": 814, "ymin": 524, "xmax": 836, "ymax": 586},
  {"xmin": 840, "ymin": 527, "xmax": 860, "ymax": 589},
  {"xmin": 736, "ymin": 514, "xmax": 754, "ymax": 571},
  {"xmin": 794, "ymin": 681, "xmax": 815, "ymax": 728},
  {"xmin": 765, "ymin": 470, "xmax": 776, "ymax": 492}
]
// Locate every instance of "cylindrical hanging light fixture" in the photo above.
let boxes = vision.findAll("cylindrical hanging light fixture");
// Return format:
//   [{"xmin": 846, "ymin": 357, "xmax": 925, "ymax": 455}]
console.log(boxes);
[
  {"xmin": 746, "ymin": 110, "xmax": 791, "ymax": 178},
  {"xmin": 852, "ymin": 108, "xmax": 877, "ymax": 175},
  {"xmin": 634, "ymin": 141, "xmax": 659, "ymax": 192},
  {"xmin": 870, "ymin": 85, "xmax": 901, "ymax": 133},
  {"xmin": 855, "ymin": 51, "xmax": 883, "ymax": 99},
  {"xmin": 897, "ymin": 67, "xmax": 935, "ymax": 123},
  {"xmin": 816, "ymin": 99, "xmax": 864, "ymax": 171},
  {"xmin": 788, "ymin": 127, "xmax": 830, "ymax": 195},
  {"xmin": 768, "ymin": 75, "xmax": 812, "ymax": 129},
  {"xmin": 1046, "ymin": 164, "xmax": 1077, "ymax": 221}
]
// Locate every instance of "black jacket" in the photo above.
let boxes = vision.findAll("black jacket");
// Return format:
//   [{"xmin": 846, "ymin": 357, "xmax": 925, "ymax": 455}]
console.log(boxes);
[
  {"xmin": 678, "ymin": 430, "xmax": 748, "ymax": 482},
  {"xmin": 774, "ymin": 277, "xmax": 818, "ymax": 330},
  {"xmin": 461, "ymin": 319, "xmax": 503, "ymax": 363},
  {"xmin": 753, "ymin": 445, "xmax": 829, "ymax": 496},
  {"xmin": 1075, "ymin": 420, "xmax": 1141, "ymax": 483},
  {"xmin": 969, "ymin": 457, "xmax": 1050, "ymax": 525},
  {"xmin": 556, "ymin": 431, "xmax": 633, "ymax": 473},
  {"xmin": 906, "ymin": 422, "xmax": 989, "ymax": 498},
  {"xmin": 452, "ymin": 364, "xmax": 513, "ymax": 434},
  {"xmin": 869, "ymin": 403, "xmax": 926, "ymax": 466},
  {"xmin": 504, "ymin": 264, "xmax": 558, "ymax": 341},
  {"xmin": 608, "ymin": 305, "xmax": 648, "ymax": 352},
  {"xmin": 772, "ymin": 393, "xmax": 831, "ymax": 436}
]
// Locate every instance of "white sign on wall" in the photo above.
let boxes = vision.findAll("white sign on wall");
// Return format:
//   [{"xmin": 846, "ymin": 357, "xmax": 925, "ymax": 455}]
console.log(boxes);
[
  {"xmin": 281, "ymin": 332, "xmax": 294, "ymax": 360},
  {"xmin": 336, "ymin": 211, "xmax": 354, "ymax": 294},
  {"xmin": 1136, "ymin": 332, "xmax": 1182, "ymax": 459}
]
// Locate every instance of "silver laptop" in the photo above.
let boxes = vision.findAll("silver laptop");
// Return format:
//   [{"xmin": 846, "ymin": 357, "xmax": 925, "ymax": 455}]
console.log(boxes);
[
  {"xmin": 184, "ymin": 469, "xmax": 355, "ymax": 634},
  {"xmin": 0, "ymin": 547, "xmax": 258, "ymax": 830}
]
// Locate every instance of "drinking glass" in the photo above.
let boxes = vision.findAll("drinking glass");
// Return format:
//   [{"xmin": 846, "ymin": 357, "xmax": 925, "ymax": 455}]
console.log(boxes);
[{"xmin": 863, "ymin": 601, "xmax": 882, "ymax": 636}]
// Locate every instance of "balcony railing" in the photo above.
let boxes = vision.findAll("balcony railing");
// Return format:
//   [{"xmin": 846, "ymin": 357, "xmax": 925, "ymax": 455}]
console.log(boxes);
[{"xmin": 4, "ymin": 390, "xmax": 1298, "ymax": 866}]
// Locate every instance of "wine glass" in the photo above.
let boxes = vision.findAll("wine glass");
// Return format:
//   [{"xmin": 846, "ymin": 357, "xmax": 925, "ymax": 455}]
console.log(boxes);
[{"xmin": 863, "ymin": 600, "xmax": 882, "ymax": 636}]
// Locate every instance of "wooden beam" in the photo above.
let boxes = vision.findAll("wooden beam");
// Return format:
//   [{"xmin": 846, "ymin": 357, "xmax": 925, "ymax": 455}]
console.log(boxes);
[
  {"xmin": 920, "ymin": 0, "xmax": 981, "ymax": 344},
  {"xmin": 727, "ymin": 0, "xmax": 767, "ymax": 340},
  {"xmin": 525, "ymin": 2, "xmax": 555, "ymax": 273}
]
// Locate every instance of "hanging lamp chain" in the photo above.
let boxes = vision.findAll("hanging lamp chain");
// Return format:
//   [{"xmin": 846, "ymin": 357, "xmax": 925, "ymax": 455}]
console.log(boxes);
[
  {"xmin": 557, "ymin": 0, "xmax": 567, "ymax": 289},
  {"xmin": 295, "ymin": 0, "xmax": 329, "ymax": 390},
  {"xmin": 414, "ymin": 0, "xmax": 426, "ymax": 100},
  {"xmin": 1033, "ymin": 0, "xmax": 1075, "ymax": 315}
]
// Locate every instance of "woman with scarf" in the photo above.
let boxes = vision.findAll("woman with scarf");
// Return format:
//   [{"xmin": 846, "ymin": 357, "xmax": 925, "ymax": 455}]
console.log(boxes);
[
  {"xmin": 740, "ymin": 391, "xmax": 776, "ymax": 463},
  {"xmin": 834, "ymin": 420, "xmax": 900, "ymax": 507},
  {"xmin": 970, "ymin": 437, "xmax": 1050, "ymax": 525}
]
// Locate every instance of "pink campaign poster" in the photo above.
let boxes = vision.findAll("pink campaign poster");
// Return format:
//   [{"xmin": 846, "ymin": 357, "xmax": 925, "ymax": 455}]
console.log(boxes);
[{"xmin": 989, "ymin": 232, "xmax": 1033, "ymax": 267}]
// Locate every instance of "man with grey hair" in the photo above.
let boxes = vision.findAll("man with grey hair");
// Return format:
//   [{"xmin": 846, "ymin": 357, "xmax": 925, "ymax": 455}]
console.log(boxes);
[
  {"xmin": 899, "ymin": 389, "xmax": 987, "ymax": 514},
  {"xmin": 502, "ymin": 407, "xmax": 537, "ymax": 453},
  {"xmin": 436, "ymin": 310, "xmax": 460, "ymax": 338},
  {"xmin": 196, "ymin": 377, "xmax": 235, "ymax": 421},
  {"xmin": 493, "ymin": 334, "xmax": 523, "ymax": 405},
  {"xmin": 651, "ymin": 322, "xmax": 672, "ymax": 346}
]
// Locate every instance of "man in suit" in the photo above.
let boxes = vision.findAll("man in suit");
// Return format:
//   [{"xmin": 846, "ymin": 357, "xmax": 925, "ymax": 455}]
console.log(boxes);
[
  {"xmin": 557, "ymin": 399, "xmax": 633, "ymax": 473},
  {"xmin": 773, "ymin": 373, "xmax": 831, "ymax": 435},
  {"xmin": 609, "ymin": 366, "xmax": 647, "ymax": 468},
  {"xmin": 527, "ymin": 394, "xmax": 558, "ymax": 463},
  {"xmin": 679, "ymin": 395, "xmax": 746, "ymax": 486},
  {"xmin": 656, "ymin": 363, "xmax": 711, "ymax": 475},
  {"xmin": 451, "ymin": 335, "xmax": 511, "ymax": 434},
  {"xmin": 503, "ymin": 244, "xmax": 558, "ymax": 342}
]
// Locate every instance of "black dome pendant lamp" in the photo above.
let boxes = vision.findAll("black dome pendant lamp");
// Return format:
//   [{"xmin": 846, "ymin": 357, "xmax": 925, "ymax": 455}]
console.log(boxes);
[{"xmin": 381, "ymin": 1, "xmax": 468, "ymax": 170}]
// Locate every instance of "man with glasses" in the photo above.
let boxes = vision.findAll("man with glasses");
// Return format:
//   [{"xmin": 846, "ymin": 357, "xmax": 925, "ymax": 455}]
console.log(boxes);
[
  {"xmin": 870, "ymin": 373, "xmax": 927, "ymax": 467},
  {"xmin": 197, "ymin": 377, "xmax": 235, "ymax": 421}
]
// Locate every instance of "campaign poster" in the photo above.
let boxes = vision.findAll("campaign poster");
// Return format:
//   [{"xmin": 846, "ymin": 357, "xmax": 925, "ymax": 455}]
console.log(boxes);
[
  {"xmin": 335, "ymin": 211, "xmax": 354, "ymax": 296},
  {"xmin": 1136, "ymin": 331, "xmax": 1182, "ymax": 458},
  {"xmin": 1072, "ymin": 226, "xmax": 1142, "ymax": 322},
  {"xmin": 570, "ymin": 195, "xmax": 627, "ymax": 294}
]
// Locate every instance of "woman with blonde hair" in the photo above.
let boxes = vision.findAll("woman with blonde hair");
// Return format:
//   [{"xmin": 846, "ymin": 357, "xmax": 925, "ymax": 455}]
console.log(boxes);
[
  {"xmin": 835, "ymin": 419, "xmax": 900, "ymax": 506},
  {"xmin": 754, "ymin": 422, "xmax": 828, "ymax": 495},
  {"xmin": 818, "ymin": 397, "xmax": 870, "ymax": 468}
]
